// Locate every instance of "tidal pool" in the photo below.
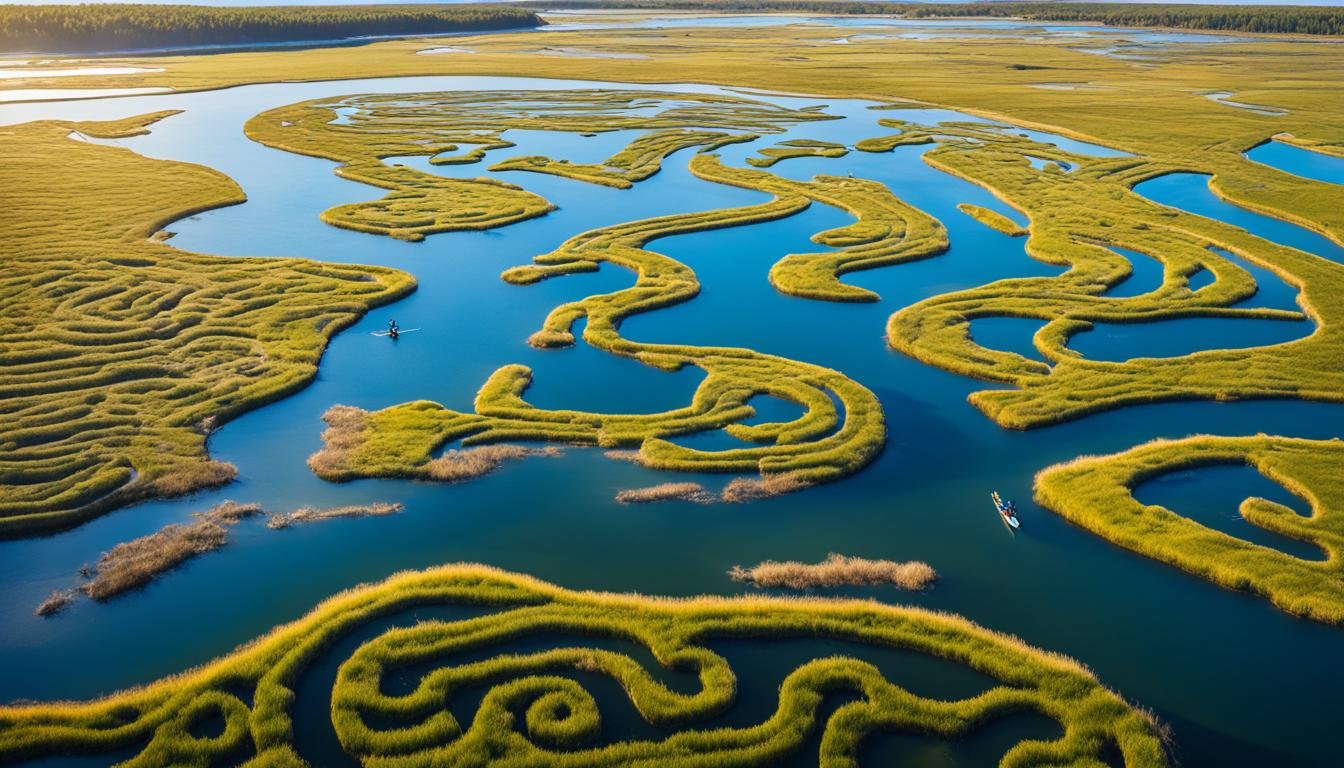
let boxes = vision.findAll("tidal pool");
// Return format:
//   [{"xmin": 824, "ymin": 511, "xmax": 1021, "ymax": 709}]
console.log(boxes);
[
  {"xmin": 2, "ymin": 76, "xmax": 1343, "ymax": 766},
  {"xmin": 1246, "ymin": 138, "xmax": 1344, "ymax": 187}
]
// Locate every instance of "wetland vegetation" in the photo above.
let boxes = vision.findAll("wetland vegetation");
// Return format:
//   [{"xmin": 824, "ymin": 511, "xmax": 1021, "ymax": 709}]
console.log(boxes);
[
  {"xmin": 729, "ymin": 553, "xmax": 938, "ymax": 591},
  {"xmin": 3, "ymin": 7, "xmax": 1344, "ymax": 766},
  {"xmin": 0, "ymin": 564, "xmax": 1166, "ymax": 767},
  {"xmin": 0, "ymin": 111, "xmax": 411, "ymax": 537}
]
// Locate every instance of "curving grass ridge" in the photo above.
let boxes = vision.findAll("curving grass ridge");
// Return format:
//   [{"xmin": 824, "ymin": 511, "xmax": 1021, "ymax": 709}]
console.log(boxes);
[
  {"xmin": 0, "ymin": 112, "xmax": 414, "ymax": 538},
  {"xmin": 289, "ymin": 89, "xmax": 928, "ymax": 496},
  {"xmin": 1035, "ymin": 435, "xmax": 1344, "ymax": 624},
  {"xmin": 863, "ymin": 118, "xmax": 1343, "ymax": 430},
  {"xmin": 244, "ymin": 90, "xmax": 831, "ymax": 241},
  {"xmin": 0, "ymin": 564, "xmax": 1167, "ymax": 767},
  {"xmin": 490, "ymin": 128, "xmax": 757, "ymax": 188}
]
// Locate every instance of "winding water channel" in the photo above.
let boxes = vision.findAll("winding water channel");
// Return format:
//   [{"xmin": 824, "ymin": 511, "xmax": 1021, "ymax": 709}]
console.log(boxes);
[{"xmin": 3, "ymin": 75, "xmax": 1342, "ymax": 766}]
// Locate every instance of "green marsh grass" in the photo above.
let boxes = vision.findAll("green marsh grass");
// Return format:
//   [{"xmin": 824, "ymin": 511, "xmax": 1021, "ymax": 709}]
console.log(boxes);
[
  {"xmin": 0, "ymin": 113, "xmax": 413, "ymax": 537},
  {"xmin": 1035, "ymin": 435, "xmax": 1344, "ymax": 624},
  {"xmin": 244, "ymin": 90, "xmax": 829, "ymax": 240},
  {"xmin": 0, "ymin": 564, "xmax": 1167, "ymax": 767}
]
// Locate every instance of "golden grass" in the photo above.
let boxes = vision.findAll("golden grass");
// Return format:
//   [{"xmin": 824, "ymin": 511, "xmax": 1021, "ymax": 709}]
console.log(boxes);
[
  {"xmin": 1035, "ymin": 435, "xmax": 1344, "ymax": 625},
  {"xmin": 0, "ymin": 563, "xmax": 1167, "ymax": 767},
  {"xmin": 8, "ymin": 25, "xmax": 1341, "ymax": 504},
  {"xmin": 614, "ymin": 481, "xmax": 713, "ymax": 503},
  {"xmin": 721, "ymin": 471, "xmax": 812, "ymax": 502},
  {"xmin": 34, "ymin": 590, "xmax": 76, "ymax": 618},
  {"xmin": 729, "ymin": 553, "xmax": 938, "ymax": 590},
  {"xmin": 865, "ymin": 117, "xmax": 1338, "ymax": 429},
  {"xmin": 0, "ymin": 113, "xmax": 413, "ymax": 538},
  {"xmin": 425, "ymin": 445, "xmax": 563, "ymax": 482},
  {"xmin": 958, "ymin": 202, "xmax": 1027, "ymax": 236},
  {"xmin": 82, "ymin": 501, "xmax": 262, "ymax": 601},
  {"xmin": 243, "ymin": 89, "xmax": 827, "ymax": 240},
  {"xmin": 746, "ymin": 137, "xmax": 848, "ymax": 167},
  {"xmin": 266, "ymin": 502, "xmax": 404, "ymax": 530},
  {"xmin": 490, "ymin": 128, "xmax": 756, "ymax": 188},
  {"xmin": 42, "ymin": 26, "xmax": 1337, "ymax": 434},
  {"xmin": 290, "ymin": 91, "xmax": 892, "ymax": 498}
]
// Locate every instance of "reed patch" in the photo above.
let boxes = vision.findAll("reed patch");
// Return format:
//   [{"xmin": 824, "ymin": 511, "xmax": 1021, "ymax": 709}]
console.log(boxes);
[{"xmin": 730, "ymin": 553, "xmax": 938, "ymax": 590}]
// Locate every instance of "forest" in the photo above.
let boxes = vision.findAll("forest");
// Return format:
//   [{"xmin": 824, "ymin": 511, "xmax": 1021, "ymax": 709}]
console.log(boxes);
[
  {"xmin": 0, "ymin": 3, "xmax": 543, "ymax": 54},
  {"xmin": 535, "ymin": 1, "xmax": 1344, "ymax": 36}
]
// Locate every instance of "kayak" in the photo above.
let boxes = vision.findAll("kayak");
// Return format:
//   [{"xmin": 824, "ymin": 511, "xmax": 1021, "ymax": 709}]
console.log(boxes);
[
  {"xmin": 371, "ymin": 327, "xmax": 421, "ymax": 337},
  {"xmin": 991, "ymin": 491, "xmax": 1021, "ymax": 530}
]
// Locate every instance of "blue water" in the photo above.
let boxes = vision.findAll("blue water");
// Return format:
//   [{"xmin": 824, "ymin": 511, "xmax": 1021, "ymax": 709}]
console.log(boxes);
[
  {"xmin": 1187, "ymin": 267, "xmax": 1216, "ymax": 292},
  {"xmin": 3, "ymin": 76, "xmax": 1344, "ymax": 767},
  {"xmin": 1134, "ymin": 172, "xmax": 1344, "ymax": 265},
  {"xmin": 1135, "ymin": 463, "xmax": 1323, "ymax": 561},
  {"xmin": 968, "ymin": 317, "xmax": 1048, "ymax": 362},
  {"xmin": 1209, "ymin": 246, "xmax": 1302, "ymax": 311},
  {"xmin": 1104, "ymin": 246, "xmax": 1165, "ymax": 298},
  {"xmin": 1069, "ymin": 315, "xmax": 1311, "ymax": 362},
  {"xmin": 1246, "ymin": 139, "xmax": 1344, "ymax": 187}
]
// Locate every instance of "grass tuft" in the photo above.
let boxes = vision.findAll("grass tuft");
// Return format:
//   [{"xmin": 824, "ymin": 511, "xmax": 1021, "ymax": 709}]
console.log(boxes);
[{"xmin": 729, "ymin": 553, "xmax": 938, "ymax": 590}]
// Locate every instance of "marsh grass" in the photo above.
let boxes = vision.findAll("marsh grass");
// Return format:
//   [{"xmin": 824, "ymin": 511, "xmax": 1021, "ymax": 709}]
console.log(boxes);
[
  {"xmin": 34, "ymin": 590, "xmax": 75, "ymax": 618},
  {"xmin": 722, "ymin": 472, "xmax": 811, "ymax": 501},
  {"xmin": 426, "ymin": 445, "xmax": 563, "ymax": 482},
  {"xmin": 303, "ymin": 122, "xmax": 889, "ymax": 498},
  {"xmin": 45, "ymin": 31, "xmax": 1341, "ymax": 512},
  {"xmin": 729, "ymin": 553, "xmax": 938, "ymax": 590},
  {"xmin": 1035, "ymin": 435, "xmax": 1344, "ymax": 624},
  {"xmin": 871, "ymin": 119, "xmax": 1342, "ymax": 430},
  {"xmin": 0, "ymin": 563, "xmax": 1167, "ymax": 767},
  {"xmin": 614, "ymin": 482, "xmax": 713, "ymax": 503},
  {"xmin": 0, "ymin": 113, "xmax": 413, "ymax": 538},
  {"xmin": 245, "ymin": 90, "xmax": 827, "ymax": 240},
  {"xmin": 957, "ymin": 202, "xmax": 1027, "ymax": 236},
  {"xmin": 747, "ymin": 138, "xmax": 848, "ymax": 167},
  {"xmin": 82, "ymin": 501, "xmax": 261, "ymax": 601},
  {"xmin": 491, "ymin": 128, "xmax": 755, "ymax": 188},
  {"xmin": 267, "ymin": 502, "xmax": 404, "ymax": 530}
]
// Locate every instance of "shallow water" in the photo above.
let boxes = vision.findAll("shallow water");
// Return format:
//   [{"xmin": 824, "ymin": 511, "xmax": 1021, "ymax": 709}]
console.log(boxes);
[
  {"xmin": 1068, "ymin": 315, "xmax": 1312, "ymax": 362},
  {"xmin": 0, "ymin": 86, "xmax": 170, "ymax": 102},
  {"xmin": 1135, "ymin": 463, "xmax": 1324, "ymax": 561},
  {"xmin": 1134, "ymin": 171, "xmax": 1344, "ymax": 265},
  {"xmin": 2, "ymin": 76, "xmax": 1344, "ymax": 766},
  {"xmin": 541, "ymin": 13, "xmax": 1275, "ymax": 46},
  {"xmin": 1246, "ymin": 138, "xmax": 1344, "ymax": 186},
  {"xmin": 1201, "ymin": 90, "xmax": 1288, "ymax": 116},
  {"xmin": 0, "ymin": 66, "xmax": 162, "ymax": 79}
]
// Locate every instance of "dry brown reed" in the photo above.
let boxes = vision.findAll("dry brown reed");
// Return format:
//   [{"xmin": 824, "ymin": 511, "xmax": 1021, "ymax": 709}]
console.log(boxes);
[
  {"xmin": 729, "ymin": 553, "xmax": 938, "ymax": 590},
  {"xmin": 81, "ymin": 501, "xmax": 261, "ymax": 601},
  {"xmin": 267, "ymin": 502, "xmax": 404, "ymax": 529},
  {"xmin": 721, "ymin": 473, "xmax": 810, "ymax": 502},
  {"xmin": 425, "ymin": 445, "xmax": 562, "ymax": 482},
  {"xmin": 34, "ymin": 589, "xmax": 76, "ymax": 618},
  {"xmin": 615, "ymin": 482, "xmax": 714, "ymax": 504}
]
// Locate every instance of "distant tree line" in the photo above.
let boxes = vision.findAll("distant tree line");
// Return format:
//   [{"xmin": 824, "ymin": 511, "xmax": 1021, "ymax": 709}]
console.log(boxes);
[
  {"xmin": 0, "ymin": 4, "xmax": 543, "ymax": 54},
  {"xmin": 531, "ymin": 1, "xmax": 1344, "ymax": 37}
]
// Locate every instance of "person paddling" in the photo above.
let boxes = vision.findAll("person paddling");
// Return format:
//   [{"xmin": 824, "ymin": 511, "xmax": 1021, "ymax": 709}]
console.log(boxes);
[{"xmin": 387, "ymin": 319, "xmax": 399, "ymax": 339}]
